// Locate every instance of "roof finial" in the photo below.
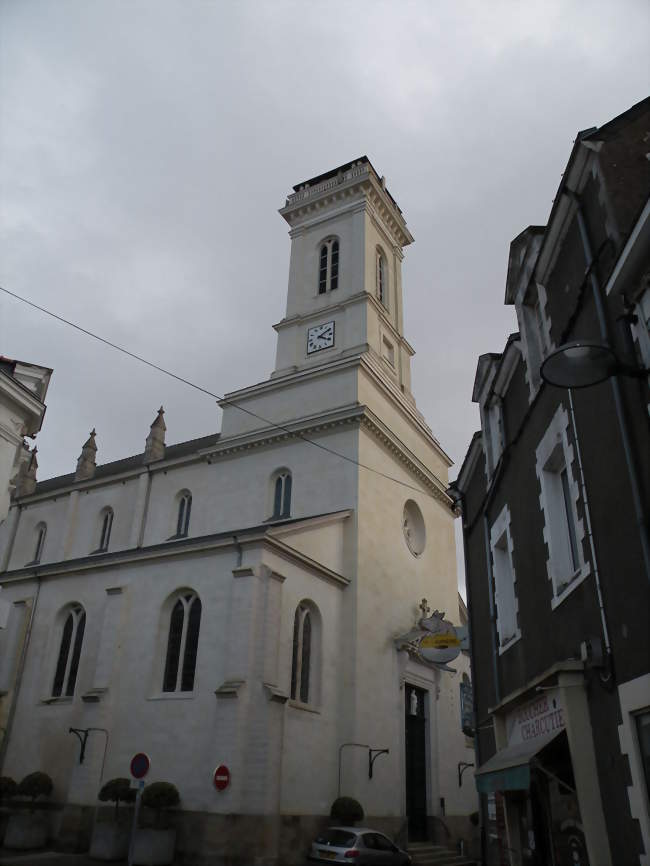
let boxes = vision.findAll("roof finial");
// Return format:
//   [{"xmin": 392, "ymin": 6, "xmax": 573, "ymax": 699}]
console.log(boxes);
[
  {"xmin": 12, "ymin": 445, "xmax": 38, "ymax": 498},
  {"xmin": 75, "ymin": 429, "xmax": 97, "ymax": 481},
  {"xmin": 144, "ymin": 406, "xmax": 166, "ymax": 463}
]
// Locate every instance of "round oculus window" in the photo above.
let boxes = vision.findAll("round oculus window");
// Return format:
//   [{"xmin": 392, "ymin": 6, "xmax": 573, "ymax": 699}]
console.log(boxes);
[{"xmin": 403, "ymin": 500, "xmax": 426, "ymax": 556}]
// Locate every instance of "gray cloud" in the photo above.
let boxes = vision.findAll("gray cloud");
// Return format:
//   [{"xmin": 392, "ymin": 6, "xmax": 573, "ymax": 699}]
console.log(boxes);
[{"xmin": 1, "ymin": 0, "xmax": 648, "ymax": 592}]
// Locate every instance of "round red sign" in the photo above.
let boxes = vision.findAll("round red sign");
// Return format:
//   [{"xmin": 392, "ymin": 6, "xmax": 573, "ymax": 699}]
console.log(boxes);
[
  {"xmin": 213, "ymin": 764, "xmax": 230, "ymax": 791},
  {"xmin": 130, "ymin": 752, "xmax": 150, "ymax": 779}
]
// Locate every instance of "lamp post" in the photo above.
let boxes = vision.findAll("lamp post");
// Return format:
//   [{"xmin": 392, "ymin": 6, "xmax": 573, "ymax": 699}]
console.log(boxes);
[{"xmin": 540, "ymin": 341, "xmax": 648, "ymax": 389}]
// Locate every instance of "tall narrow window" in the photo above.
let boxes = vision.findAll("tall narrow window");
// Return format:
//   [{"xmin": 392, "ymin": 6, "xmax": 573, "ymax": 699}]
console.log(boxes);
[
  {"xmin": 272, "ymin": 471, "xmax": 292, "ymax": 519},
  {"xmin": 317, "ymin": 238, "xmax": 340, "ymax": 294},
  {"xmin": 536, "ymin": 406, "xmax": 589, "ymax": 605},
  {"xmin": 52, "ymin": 605, "xmax": 86, "ymax": 697},
  {"xmin": 32, "ymin": 523, "xmax": 47, "ymax": 563},
  {"xmin": 318, "ymin": 245, "xmax": 328, "ymax": 294},
  {"xmin": 98, "ymin": 508, "xmax": 113, "ymax": 552},
  {"xmin": 162, "ymin": 593, "xmax": 201, "ymax": 692},
  {"xmin": 490, "ymin": 505, "xmax": 520, "ymax": 650},
  {"xmin": 176, "ymin": 492, "xmax": 192, "ymax": 537},
  {"xmin": 330, "ymin": 240, "xmax": 339, "ymax": 291},
  {"xmin": 376, "ymin": 249, "xmax": 387, "ymax": 306},
  {"xmin": 290, "ymin": 603, "xmax": 313, "ymax": 703}
]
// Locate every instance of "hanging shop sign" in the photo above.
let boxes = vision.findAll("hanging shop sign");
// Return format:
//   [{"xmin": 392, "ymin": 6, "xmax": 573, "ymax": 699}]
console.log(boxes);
[
  {"xmin": 394, "ymin": 600, "xmax": 469, "ymax": 672},
  {"xmin": 506, "ymin": 689, "xmax": 565, "ymax": 746}
]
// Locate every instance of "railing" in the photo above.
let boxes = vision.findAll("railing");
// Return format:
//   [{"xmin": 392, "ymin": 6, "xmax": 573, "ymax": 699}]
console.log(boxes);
[{"xmin": 285, "ymin": 163, "xmax": 368, "ymax": 205}]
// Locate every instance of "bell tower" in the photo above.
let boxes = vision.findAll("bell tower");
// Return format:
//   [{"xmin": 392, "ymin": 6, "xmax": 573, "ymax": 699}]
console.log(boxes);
[{"xmin": 272, "ymin": 157, "xmax": 417, "ymax": 400}]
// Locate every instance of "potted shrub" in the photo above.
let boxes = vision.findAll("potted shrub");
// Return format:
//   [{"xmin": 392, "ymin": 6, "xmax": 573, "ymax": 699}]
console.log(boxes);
[
  {"xmin": 0, "ymin": 777, "xmax": 17, "ymax": 846},
  {"xmin": 89, "ymin": 778, "xmax": 136, "ymax": 861},
  {"xmin": 330, "ymin": 796, "xmax": 364, "ymax": 826},
  {"xmin": 132, "ymin": 781, "xmax": 180, "ymax": 866},
  {"xmin": 4, "ymin": 771, "xmax": 52, "ymax": 850}
]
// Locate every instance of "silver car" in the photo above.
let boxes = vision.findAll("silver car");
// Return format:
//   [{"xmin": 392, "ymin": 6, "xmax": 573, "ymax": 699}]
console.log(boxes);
[{"xmin": 308, "ymin": 826, "xmax": 411, "ymax": 864}]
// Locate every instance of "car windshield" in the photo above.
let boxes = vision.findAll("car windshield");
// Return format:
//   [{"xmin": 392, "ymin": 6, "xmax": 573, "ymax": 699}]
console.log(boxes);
[{"xmin": 314, "ymin": 829, "xmax": 358, "ymax": 846}]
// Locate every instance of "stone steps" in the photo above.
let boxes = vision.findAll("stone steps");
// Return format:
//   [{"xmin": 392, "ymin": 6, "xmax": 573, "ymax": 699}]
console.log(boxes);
[{"xmin": 407, "ymin": 841, "xmax": 477, "ymax": 866}]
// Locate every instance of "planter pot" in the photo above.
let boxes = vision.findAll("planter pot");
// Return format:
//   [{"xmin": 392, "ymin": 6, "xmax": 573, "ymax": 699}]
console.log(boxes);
[
  {"xmin": 132, "ymin": 828, "xmax": 176, "ymax": 866},
  {"xmin": 4, "ymin": 812, "xmax": 49, "ymax": 850},
  {"xmin": 89, "ymin": 821, "xmax": 131, "ymax": 861}
]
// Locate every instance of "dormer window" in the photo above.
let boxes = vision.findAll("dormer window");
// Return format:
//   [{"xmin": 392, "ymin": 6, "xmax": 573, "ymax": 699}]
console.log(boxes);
[
  {"xmin": 518, "ymin": 283, "xmax": 551, "ymax": 395},
  {"xmin": 376, "ymin": 248, "xmax": 388, "ymax": 307},
  {"xmin": 318, "ymin": 239, "xmax": 339, "ymax": 294}
]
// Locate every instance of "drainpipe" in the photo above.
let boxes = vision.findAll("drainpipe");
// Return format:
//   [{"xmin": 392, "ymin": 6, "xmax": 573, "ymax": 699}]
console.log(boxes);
[
  {"xmin": 0, "ymin": 574, "xmax": 41, "ymax": 773},
  {"xmin": 455, "ymin": 492, "xmax": 487, "ymax": 866},
  {"xmin": 566, "ymin": 189, "xmax": 650, "ymax": 584}
]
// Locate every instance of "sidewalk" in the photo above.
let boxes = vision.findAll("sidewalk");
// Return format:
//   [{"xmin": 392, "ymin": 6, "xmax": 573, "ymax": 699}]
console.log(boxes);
[{"xmin": 0, "ymin": 853, "xmax": 126, "ymax": 866}]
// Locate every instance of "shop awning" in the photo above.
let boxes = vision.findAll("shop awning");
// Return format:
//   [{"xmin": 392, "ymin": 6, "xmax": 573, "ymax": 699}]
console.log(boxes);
[{"xmin": 475, "ymin": 728, "xmax": 563, "ymax": 794}]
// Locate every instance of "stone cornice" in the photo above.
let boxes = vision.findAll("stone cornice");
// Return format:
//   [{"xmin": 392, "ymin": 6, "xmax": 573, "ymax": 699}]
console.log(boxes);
[
  {"xmin": 359, "ymin": 411, "xmax": 452, "ymax": 507},
  {"xmin": 0, "ymin": 512, "xmax": 351, "ymax": 586},
  {"xmin": 280, "ymin": 166, "xmax": 413, "ymax": 249}
]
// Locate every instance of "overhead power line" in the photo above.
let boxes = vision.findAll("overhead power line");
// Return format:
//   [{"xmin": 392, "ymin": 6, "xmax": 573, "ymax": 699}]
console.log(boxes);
[{"xmin": 0, "ymin": 284, "xmax": 448, "ymax": 500}]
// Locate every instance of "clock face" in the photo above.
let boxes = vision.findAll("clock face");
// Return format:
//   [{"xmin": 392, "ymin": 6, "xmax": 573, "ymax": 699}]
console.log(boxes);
[{"xmin": 307, "ymin": 321, "xmax": 335, "ymax": 354}]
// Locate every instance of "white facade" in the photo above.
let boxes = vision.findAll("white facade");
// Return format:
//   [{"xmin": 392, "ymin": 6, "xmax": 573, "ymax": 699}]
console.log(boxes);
[{"xmin": 0, "ymin": 159, "xmax": 476, "ymax": 863}]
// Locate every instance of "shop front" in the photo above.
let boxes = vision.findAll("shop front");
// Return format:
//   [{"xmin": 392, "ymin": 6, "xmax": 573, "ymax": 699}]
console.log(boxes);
[{"xmin": 475, "ymin": 663, "xmax": 612, "ymax": 866}]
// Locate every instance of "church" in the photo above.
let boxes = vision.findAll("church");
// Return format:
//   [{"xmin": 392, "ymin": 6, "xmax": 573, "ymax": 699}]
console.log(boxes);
[{"xmin": 0, "ymin": 158, "xmax": 476, "ymax": 863}]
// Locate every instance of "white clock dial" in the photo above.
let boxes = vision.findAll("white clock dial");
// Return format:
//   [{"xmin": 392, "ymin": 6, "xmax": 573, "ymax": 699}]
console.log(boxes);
[{"xmin": 307, "ymin": 321, "xmax": 335, "ymax": 354}]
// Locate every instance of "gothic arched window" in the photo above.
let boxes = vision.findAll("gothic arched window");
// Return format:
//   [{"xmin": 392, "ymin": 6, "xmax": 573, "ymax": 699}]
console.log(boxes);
[
  {"xmin": 318, "ymin": 238, "xmax": 340, "ymax": 294},
  {"xmin": 162, "ymin": 592, "xmax": 202, "ymax": 692},
  {"xmin": 97, "ymin": 507, "xmax": 113, "ymax": 552},
  {"xmin": 376, "ymin": 248, "xmax": 387, "ymax": 307},
  {"xmin": 271, "ymin": 470, "xmax": 292, "ymax": 519},
  {"xmin": 32, "ymin": 522, "xmax": 47, "ymax": 563},
  {"xmin": 176, "ymin": 491, "xmax": 192, "ymax": 537},
  {"xmin": 290, "ymin": 601, "xmax": 320, "ymax": 705},
  {"xmin": 52, "ymin": 604, "xmax": 86, "ymax": 697}
]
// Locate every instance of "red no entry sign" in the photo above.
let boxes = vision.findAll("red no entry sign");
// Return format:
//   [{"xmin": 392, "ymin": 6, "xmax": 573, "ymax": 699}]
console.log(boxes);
[
  {"xmin": 213, "ymin": 764, "xmax": 230, "ymax": 791},
  {"xmin": 130, "ymin": 752, "xmax": 150, "ymax": 779}
]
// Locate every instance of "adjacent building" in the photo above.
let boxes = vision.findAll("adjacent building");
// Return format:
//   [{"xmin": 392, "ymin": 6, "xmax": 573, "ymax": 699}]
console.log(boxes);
[
  {"xmin": 452, "ymin": 98, "xmax": 650, "ymax": 865},
  {"xmin": 0, "ymin": 159, "xmax": 477, "ymax": 863}
]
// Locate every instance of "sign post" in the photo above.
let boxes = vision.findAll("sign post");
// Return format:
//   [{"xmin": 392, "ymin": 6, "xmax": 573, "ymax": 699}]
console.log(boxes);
[{"xmin": 127, "ymin": 753, "xmax": 150, "ymax": 866}]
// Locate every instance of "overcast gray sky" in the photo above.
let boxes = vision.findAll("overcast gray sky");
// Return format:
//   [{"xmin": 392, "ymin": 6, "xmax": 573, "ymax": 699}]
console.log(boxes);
[{"xmin": 1, "ymin": 0, "xmax": 648, "ymax": 590}]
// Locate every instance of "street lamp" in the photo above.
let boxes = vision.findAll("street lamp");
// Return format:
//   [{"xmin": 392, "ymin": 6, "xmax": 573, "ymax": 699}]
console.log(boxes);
[{"xmin": 540, "ymin": 340, "xmax": 648, "ymax": 389}]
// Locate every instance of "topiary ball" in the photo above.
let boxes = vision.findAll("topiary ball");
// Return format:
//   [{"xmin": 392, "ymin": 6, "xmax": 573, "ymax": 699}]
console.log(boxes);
[
  {"xmin": 98, "ymin": 778, "xmax": 136, "ymax": 804},
  {"xmin": 17, "ymin": 772, "xmax": 53, "ymax": 801},
  {"xmin": 330, "ymin": 796, "xmax": 364, "ymax": 825},
  {"xmin": 141, "ymin": 781, "xmax": 180, "ymax": 811},
  {"xmin": 0, "ymin": 776, "xmax": 17, "ymax": 802}
]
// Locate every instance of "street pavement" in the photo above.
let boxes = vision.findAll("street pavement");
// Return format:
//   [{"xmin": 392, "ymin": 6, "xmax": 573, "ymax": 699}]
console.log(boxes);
[{"xmin": 0, "ymin": 850, "xmax": 315, "ymax": 865}]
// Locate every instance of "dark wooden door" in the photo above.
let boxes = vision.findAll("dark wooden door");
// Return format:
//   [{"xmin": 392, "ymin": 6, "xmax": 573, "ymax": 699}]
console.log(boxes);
[{"xmin": 405, "ymin": 684, "xmax": 428, "ymax": 840}]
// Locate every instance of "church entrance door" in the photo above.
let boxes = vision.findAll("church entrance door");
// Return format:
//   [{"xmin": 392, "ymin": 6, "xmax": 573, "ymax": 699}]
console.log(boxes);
[{"xmin": 405, "ymin": 684, "xmax": 428, "ymax": 841}]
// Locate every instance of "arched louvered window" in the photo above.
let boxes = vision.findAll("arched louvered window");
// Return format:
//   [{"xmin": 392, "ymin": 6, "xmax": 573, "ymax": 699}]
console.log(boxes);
[
  {"xmin": 32, "ymin": 523, "xmax": 47, "ymax": 563},
  {"xmin": 272, "ymin": 471, "xmax": 292, "ymax": 519},
  {"xmin": 52, "ymin": 605, "xmax": 86, "ymax": 697},
  {"xmin": 376, "ymin": 249, "xmax": 387, "ymax": 306},
  {"xmin": 290, "ymin": 603, "xmax": 314, "ymax": 704},
  {"xmin": 98, "ymin": 508, "xmax": 113, "ymax": 551},
  {"xmin": 162, "ymin": 592, "xmax": 202, "ymax": 692},
  {"xmin": 176, "ymin": 492, "xmax": 192, "ymax": 537},
  {"xmin": 317, "ymin": 238, "xmax": 340, "ymax": 294}
]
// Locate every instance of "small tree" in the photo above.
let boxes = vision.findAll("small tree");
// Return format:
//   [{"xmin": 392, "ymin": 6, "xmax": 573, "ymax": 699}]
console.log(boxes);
[
  {"xmin": 98, "ymin": 778, "xmax": 136, "ymax": 821},
  {"xmin": 330, "ymin": 796, "xmax": 364, "ymax": 826},
  {"xmin": 16, "ymin": 772, "xmax": 53, "ymax": 812},
  {"xmin": 141, "ymin": 782, "xmax": 180, "ymax": 829},
  {"xmin": 0, "ymin": 776, "xmax": 17, "ymax": 804}
]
